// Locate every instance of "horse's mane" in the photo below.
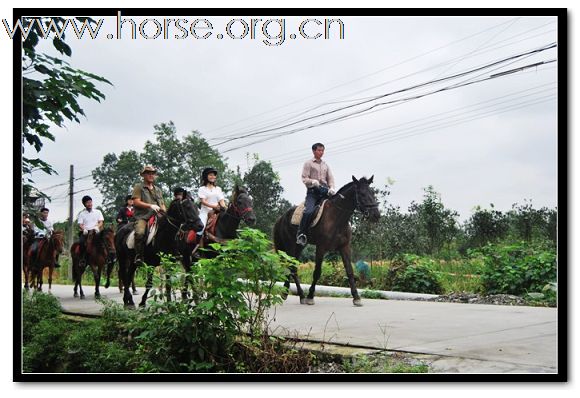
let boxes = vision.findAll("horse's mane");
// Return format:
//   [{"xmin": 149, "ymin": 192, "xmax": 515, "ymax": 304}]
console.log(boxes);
[{"xmin": 333, "ymin": 181, "xmax": 356, "ymax": 198}]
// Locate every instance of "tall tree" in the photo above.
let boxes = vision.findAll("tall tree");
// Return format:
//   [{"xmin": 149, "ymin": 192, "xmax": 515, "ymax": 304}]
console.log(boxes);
[
  {"xmin": 93, "ymin": 122, "xmax": 234, "ymax": 214},
  {"xmin": 408, "ymin": 186, "xmax": 459, "ymax": 255},
  {"xmin": 140, "ymin": 122, "xmax": 234, "ymax": 195},
  {"xmin": 242, "ymin": 158, "xmax": 288, "ymax": 237},
  {"xmin": 92, "ymin": 150, "xmax": 142, "ymax": 217},
  {"xmin": 21, "ymin": 17, "xmax": 111, "ymax": 212}
]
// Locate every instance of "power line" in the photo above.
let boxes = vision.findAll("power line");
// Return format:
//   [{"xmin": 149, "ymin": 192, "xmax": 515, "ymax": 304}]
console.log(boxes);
[
  {"xmin": 212, "ymin": 43, "xmax": 556, "ymax": 151},
  {"xmin": 208, "ymin": 20, "xmax": 556, "ymax": 141},
  {"xmin": 219, "ymin": 56, "xmax": 556, "ymax": 154},
  {"xmin": 202, "ymin": 17, "xmax": 529, "ymax": 138},
  {"xmin": 265, "ymin": 82, "xmax": 557, "ymax": 164},
  {"xmin": 272, "ymin": 95, "xmax": 556, "ymax": 168}
]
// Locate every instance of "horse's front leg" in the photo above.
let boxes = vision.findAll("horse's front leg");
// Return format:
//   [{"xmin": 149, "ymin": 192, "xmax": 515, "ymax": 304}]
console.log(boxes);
[
  {"xmin": 92, "ymin": 264, "xmax": 102, "ymax": 300},
  {"xmin": 48, "ymin": 265, "xmax": 54, "ymax": 291},
  {"xmin": 340, "ymin": 243, "xmax": 362, "ymax": 307},
  {"xmin": 305, "ymin": 246, "xmax": 326, "ymax": 305},
  {"xmin": 139, "ymin": 268, "xmax": 153, "ymax": 307}
]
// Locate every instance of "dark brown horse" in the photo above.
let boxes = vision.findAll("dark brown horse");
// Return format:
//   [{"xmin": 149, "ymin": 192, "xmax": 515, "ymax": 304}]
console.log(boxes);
[
  {"xmin": 273, "ymin": 176, "xmax": 380, "ymax": 306},
  {"xmin": 22, "ymin": 225, "xmax": 36, "ymax": 290},
  {"xmin": 177, "ymin": 185, "xmax": 256, "ymax": 298},
  {"xmin": 25, "ymin": 230, "xmax": 65, "ymax": 292},
  {"xmin": 71, "ymin": 227, "xmax": 116, "ymax": 299},
  {"xmin": 115, "ymin": 196, "xmax": 204, "ymax": 307}
]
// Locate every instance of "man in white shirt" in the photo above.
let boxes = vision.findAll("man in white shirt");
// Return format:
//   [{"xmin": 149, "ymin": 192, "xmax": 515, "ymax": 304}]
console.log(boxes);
[
  {"xmin": 34, "ymin": 207, "xmax": 54, "ymax": 238},
  {"xmin": 77, "ymin": 195, "xmax": 104, "ymax": 266}
]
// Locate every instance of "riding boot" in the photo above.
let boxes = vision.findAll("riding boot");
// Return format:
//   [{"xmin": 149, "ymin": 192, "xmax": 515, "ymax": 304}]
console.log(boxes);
[
  {"xmin": 134, "ymin": 237, "xmax": 145, "ymax": 266},
  {"xmin": 296, "ymin": 214, "xmax": 312, "ymax": 246}
]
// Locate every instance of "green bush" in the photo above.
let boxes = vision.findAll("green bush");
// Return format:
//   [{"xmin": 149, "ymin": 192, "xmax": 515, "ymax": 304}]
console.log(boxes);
[
  {"xmin": 127, "ymin": 228, "xmax": 296, "ymax": 372},
  {"xmin": 22, "ymin": 291, "xmax": 62, "ymax": 344},
  {"xmin": 23, "ymin": 317, "xmax": 69, "ymax": 373},
  {"xmin": 65, "ymin": 317, "xmax": 133, "ymax": 373},
  {"xmin": 478, "ymin": 242, "xmax": 557, "ymax": 295},
  {"xmin": 387, "ymin": 254, "xmax": 443, "ymax": 294}
]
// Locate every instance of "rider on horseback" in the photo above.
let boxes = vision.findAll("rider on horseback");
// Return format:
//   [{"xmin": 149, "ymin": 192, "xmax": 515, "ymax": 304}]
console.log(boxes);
[
  {"xmin": 132, "ymin": 165, "xmax": 166, "ymax": 267},
  {"xmin": 78, "ymin": 196, "xmax": 104, "ymax": 267},
  {"xmin": 296, "ymin": 143, "xmax": 336, "ymax": 246},
  {"xmin": 197, "ymin": 167, "xmax": 226, "ymax": 236}
]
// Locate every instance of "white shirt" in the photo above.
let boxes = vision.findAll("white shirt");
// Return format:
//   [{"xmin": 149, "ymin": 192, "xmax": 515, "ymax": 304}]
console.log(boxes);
[
  {"xmin": 78, "ymin": 208, "xmax": 104, "ymax": 231},
  {"xmin": 34, "ymin": 218, "xmax": 53, "ymax": 236},
  {"xmin": 198, "ymin": 185, "xmax": 225, "ymax": 226}
]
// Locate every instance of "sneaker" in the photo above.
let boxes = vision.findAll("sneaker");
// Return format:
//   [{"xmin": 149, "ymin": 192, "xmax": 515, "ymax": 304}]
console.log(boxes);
[{"xmin": 296, "ymin": 234, "xmax": 307, "ymax": 246}]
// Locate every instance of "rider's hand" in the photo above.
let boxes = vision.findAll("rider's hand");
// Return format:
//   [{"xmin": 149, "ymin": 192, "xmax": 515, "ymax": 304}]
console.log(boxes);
[
  {"xmin": 150, "ymin": 204, "xmax": 161, "ymax": 212},
  {"xmin": 311, "ymin": 180, "xmax": 320, "ymax": 188},
  {"xmin": 83, "ymin": 229, "xmax": 89, "ymax": 235},
  {"xmin": 92, "ymin": 227, "xmax": 100, "ymax": 233},
  {"xmin": 328, "ymin": 188, "xmax": 336, "ymax": 196}
]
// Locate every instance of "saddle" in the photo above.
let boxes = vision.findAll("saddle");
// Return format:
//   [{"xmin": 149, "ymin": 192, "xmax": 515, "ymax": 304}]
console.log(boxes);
[
  {"xmin": 126, "ymin": 215, "xmax": 159, "ymax": 249},
  {"xmin": 291, "ymin": 200, "xmax": 328, "ymax": 227}
]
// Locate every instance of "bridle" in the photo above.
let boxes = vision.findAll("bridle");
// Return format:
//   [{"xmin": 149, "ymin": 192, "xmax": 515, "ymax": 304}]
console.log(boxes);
[
  {"xmin": 335, "ymin": 183, "xmax": 379, "ymax": 217},
  {"xmin": 228, "ymin": 193, "xmax": 254, "ymax": 222}
]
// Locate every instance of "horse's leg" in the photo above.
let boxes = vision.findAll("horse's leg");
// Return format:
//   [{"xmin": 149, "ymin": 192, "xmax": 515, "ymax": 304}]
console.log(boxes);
[
  {"xmin": 139, "ymin": 268, "xmax": 153, "ymax": 307},
  {"xmin": 305, "ymin": 246, "xmax": 326, "ymax": 305},
  {"xmin": 340, "ymin": 243, "xmax": 362, "ymax": 307},
  {"xmin": 48, "ymin": 264, "xmax": 54, "ymax": 292},
  {"xmin": 104, "ymin": 258, "xmax": 115, "ymax": 289},
  {"xmin": 92, "ymin": 263, "xmax": 101, "ymax": 300},
  {"xmin": 131, "ymin": 276, "xmax": 138, "ymax": 294},
  {"xmin": 123, "ymin": 260, "xmax": 136, "ymax": 308},
  {"xmin": 79, "ymin": 262, "xmax": 86, "ymax": 299}
]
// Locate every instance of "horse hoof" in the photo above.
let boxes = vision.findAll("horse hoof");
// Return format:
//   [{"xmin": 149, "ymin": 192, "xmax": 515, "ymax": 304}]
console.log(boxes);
[
  {"xmin": 104, "ymin": 282, "xmax": 110, "ymax": 289},
  {"xmin": 74, "ymin": 293, "xmax": 78, "ymax": 298},
  {"xmin": 281, "ymin": 292, "xmax": 288, "ymax": 300},
  {"xmin": 95, "ymin": 294, "xmax": 101, "ymax": 300},
  {"xmin": 124, "ymin": 303, "xmax": 136, "ymax": 309},
  {"xmin": 132, "ymin": 290, "xmax": 139, "ymax": 295},
  {"xmin": 80, "ymin": 295, "xmax": 85, "ymax": 300},
  {"xmin": 353, "ymin": 298, "xmax": 363, "ymax": 307},
  {"xmin": 304, "ymin": 298, "xmax": 315, "ymax": 305},
  {"xmin": 138, "ymin": 302, "xmax": 146, "ymax": 308}
]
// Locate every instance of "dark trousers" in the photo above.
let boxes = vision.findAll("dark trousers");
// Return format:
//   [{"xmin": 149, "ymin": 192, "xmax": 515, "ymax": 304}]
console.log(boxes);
[{"xmin": 298, "ymin": 187, "xmax": 326, "ymax": 236}]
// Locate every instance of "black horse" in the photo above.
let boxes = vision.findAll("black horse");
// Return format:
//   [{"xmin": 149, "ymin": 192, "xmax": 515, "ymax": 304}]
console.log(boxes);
[
  {"xmin": 115, "ymin": 196, "xmax": 203, "ymax": 307},
  {"xmin": 273, "ymin": 176, "xmax": 380, "ymax": 306},
  {"xmin": 175, "ymin": 185, "xmax": 256, "ymax": 300}
]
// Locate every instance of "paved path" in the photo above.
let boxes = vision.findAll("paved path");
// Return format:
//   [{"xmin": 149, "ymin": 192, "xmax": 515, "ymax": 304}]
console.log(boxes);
[{"xmin": 37, "ymin": 284, "xmax": 558, "ymax": 373}]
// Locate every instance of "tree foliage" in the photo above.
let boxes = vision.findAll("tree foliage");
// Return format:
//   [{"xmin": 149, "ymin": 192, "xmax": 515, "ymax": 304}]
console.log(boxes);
[
  {"xmin": 242, "ymin": 158, "xmax": 289, "ymax": 237},
  {"xmin": 22, "ymin": 17, "xmax": 111, "ymax": 212},
  {"xmin": 92, "ymin": 121, "xmax": 234, "ymax": 217}
]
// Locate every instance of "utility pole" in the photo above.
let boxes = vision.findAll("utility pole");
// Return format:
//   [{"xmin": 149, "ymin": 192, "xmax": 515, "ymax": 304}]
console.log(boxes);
[{"xmin": 68, "ymin": 164, "xmax": 74, "ymax": 281}]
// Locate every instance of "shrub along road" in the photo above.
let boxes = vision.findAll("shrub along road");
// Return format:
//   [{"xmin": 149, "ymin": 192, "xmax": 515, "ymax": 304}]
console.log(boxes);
[{"xmin": 40, "ymin": 284, "xmax": 558, "ymax": 374}]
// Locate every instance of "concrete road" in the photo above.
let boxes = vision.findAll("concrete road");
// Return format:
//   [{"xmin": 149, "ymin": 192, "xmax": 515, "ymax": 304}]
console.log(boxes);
[{"xmin": 29, "ymin": 284, "xmax": 558, "ymax": 373}]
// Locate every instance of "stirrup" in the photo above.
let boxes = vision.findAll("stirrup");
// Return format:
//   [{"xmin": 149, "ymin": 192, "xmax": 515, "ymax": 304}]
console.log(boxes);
[{"xmin": 296, "ymin": 234, "xmax": 307, "ymax": 246}]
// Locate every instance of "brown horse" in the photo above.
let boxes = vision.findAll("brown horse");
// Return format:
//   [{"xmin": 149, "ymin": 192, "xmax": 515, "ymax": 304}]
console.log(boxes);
[
  {"xmin": 273, "ymin": 176, "xmax": 380, "ymax": 306},
  {"xmin": 71, "ymin": 227, "xmax": 116, "ymax": 299},
  {"xmin": 22, "ymin": 225, "xmax": 36, "ymax": 290},
  {"xmin": 25, "ymin": 230, "xmax": 65, "ymax": 291}
]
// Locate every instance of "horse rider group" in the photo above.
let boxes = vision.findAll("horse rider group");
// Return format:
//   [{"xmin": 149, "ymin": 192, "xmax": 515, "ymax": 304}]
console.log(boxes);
[{"xmin": 23, "ymin": 142, "xmax": 335, "ymax": 266}]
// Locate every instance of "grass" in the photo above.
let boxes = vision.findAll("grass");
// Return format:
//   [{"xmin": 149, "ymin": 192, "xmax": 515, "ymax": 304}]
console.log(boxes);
[{"xmin": 297, "ymin": 257, "xmax": 485, "ymax": 294}]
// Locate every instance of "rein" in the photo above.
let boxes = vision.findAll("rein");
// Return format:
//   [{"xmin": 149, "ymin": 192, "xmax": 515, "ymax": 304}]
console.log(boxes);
[{"xmin": 333, "ymin": 183, "xmax": 379, "ymax": 216}]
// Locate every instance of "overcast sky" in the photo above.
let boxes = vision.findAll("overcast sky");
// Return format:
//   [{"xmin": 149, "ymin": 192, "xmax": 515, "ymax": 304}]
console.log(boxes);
[{"xmin": 23, "ymin": 14, "xmax": 558, "ymax": 223}]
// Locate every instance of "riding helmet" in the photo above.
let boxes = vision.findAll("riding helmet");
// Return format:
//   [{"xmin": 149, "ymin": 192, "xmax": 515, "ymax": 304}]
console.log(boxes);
[{"xmin": 201, "ymin": 167, "xmax": 218, "ymax": 184}]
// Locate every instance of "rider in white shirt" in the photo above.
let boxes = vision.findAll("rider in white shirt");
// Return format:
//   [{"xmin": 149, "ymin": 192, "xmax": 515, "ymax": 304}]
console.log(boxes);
[
  {"xmin": 197, "ymin": 167, "xmax": 226, "ymax": 235},
  {"xmin": 77, "ymin": 195, "xmax": 104, "ymax": 266},
  {"xmin": 34, "ymin": 207, "xmax": 54, "ymax": 238}
]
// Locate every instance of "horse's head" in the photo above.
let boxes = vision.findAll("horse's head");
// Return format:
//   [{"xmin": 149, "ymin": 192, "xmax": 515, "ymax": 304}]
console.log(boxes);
[
  {"xmin": 351, "ymin": 175, "xmax": 380, "ymax": 222},
  {"xmin": 231, "ymin": 185, "xmax": 256, "ymax": 226},
  {"xmin": 101, "ymin": 227, "xmax": 117, "ymax": 264},
  {"xmin": 51, "ymin": 230, "xmax": 65, "ymax": 254},
  {"xmin": 169, "ymin": 194, "xmax": 204, "ymax": 232}
]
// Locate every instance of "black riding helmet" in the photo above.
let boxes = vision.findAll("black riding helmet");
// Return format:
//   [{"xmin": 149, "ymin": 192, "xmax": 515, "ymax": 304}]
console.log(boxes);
[
  {"xmin": 201, "ymin": 167, "xmax": 218, "ymax": 185},
  {"xmin": 173, "ymin": 187, "xmax": 187, "ymax": 196}
]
